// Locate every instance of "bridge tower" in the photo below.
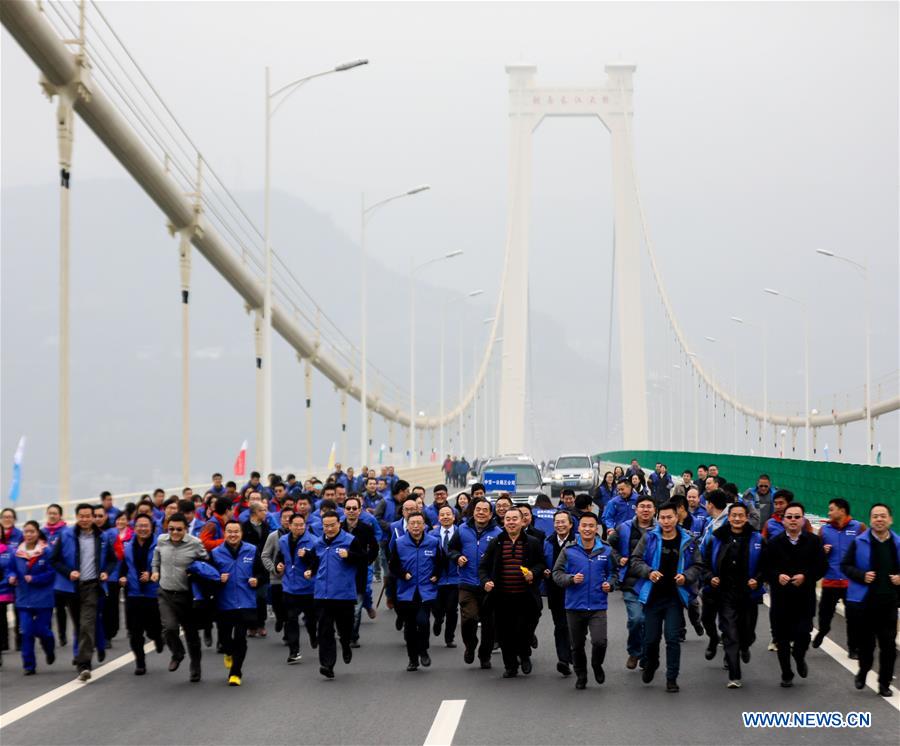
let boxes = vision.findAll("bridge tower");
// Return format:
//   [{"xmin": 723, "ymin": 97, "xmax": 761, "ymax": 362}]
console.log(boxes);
[{"xmin": 499, "ymin": 63, "xmax": 649, "ymax": 452}]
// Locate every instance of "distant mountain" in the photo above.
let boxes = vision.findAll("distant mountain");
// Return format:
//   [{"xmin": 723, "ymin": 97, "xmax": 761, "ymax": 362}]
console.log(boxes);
[{"xmin": 1, "ymin": 180, "xmax": 617, "ymax": 500}]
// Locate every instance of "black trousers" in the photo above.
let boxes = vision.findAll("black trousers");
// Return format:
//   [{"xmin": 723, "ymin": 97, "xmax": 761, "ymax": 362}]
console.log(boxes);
[
  {"xmin": 74, "ymin": 581, "xmax": 101, "ymax": 672},
  {"xmin": 548, "ymin": 591, "xmax": 572, "ymax": 664},
  {"xmin": 251, "ymin": 583, "xmax": 268, "ymax": 629},
  {"xmin": 102, "ymin": 583, "xmax": 121, "ymax": 641},
  {"xmin": 397, "ymin": 595, "xmax": 432, "ymax": 661},
  {"xmin": 817, "ymin": 586, "xmax": 856, "ymax": 650},
  {"xmin": 218, "ymin": 608, "xmax": 254, "ymax": 677},
  {"xmin": 315, "ymin": 599, "xmax": 354, "ymax": 670},
  {"xmin": 700, "ymin": 588, "xmax": 720, "ymax": 644},
  {"xmin": 158, "ymin": 589, "xmax": 202, "ymax": 667},
  {"xmin": 54, "ymin": 590, "xmax": 77, "ymax": 643},
  {"xmin": 284, "ymin": 592, "xmax": 317, "ymax": 656},
  {"xmin": 849, "ymin": 597, "xmax": 898, "ymax": 689},
  {"xmin": 431, "ymin": 585, "xmax": 459, "ymax": 644},
  {"xmin": 566, "ymin": 609, "xmax": 607, "ymax": 677},
  {"xmin": 494, "ymin": 593, "xmax": 536, "ymax": 672},
  {"xmin": 459, "ymin": 588, "xmax": 495, "ymax": 663},
  {"xmin": 771, "ymin": 594, "xmax": 814, "ymax": 680},
  {"xmin": 718, "ymin": 591, "xmax": 759, "ymax": 680},
  {"xmin": 270, "ymin": 584, "xmax": 286, "ymax": 629},
  {"xmin": 125, "ymin": 596, "xmax": 162, "ymax": 666}
]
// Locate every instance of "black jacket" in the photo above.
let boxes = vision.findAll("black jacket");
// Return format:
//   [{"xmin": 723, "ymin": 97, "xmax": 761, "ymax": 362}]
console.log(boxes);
[
  {"xmin": 543, "ymin": 532, "xmax": 575, "ymax": 601},
  {"xmin": 760, "ymin": 530, "xmax": 826, "ymax": 612},
  {"xmin": 342, "ymin": 518, "xmax": 379, "ymax": 593},
  {"xmin": 241, "ymin": 519, "xmax": 271, "ymax": 581},
  {"xmin": 479, "ymin": 530, "xmax": 546, "ymax": 611}
]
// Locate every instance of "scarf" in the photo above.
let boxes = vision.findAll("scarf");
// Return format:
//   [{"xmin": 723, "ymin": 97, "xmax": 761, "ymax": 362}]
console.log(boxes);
[{"xmin": 15, "ymin": 540, "xmax": 48, "ymax": 569}]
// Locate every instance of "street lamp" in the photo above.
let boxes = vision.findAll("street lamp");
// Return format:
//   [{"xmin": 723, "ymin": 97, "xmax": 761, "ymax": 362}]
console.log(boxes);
[
  {"xmin": 410, "ymin": 250, "xmax": 464, "ymax": 466},
  {"xmin": 262, "ymin": 58, "xmax": 368, "ymax": 475},
  {"xmin": 360, "ymin": 184, "xmax": 430, "ymax": 468},
  {"xmin": 731, "ymin": 315, "xmax": 768, "ymax": 456},
  {"xmin": 764, "ymin": 288, "xmax": 810, "ymax": 459},
  {"xmin": 441, "ymin": 289, "xmax": 483, "ymax": 460},
  {"xmin": 816, "ymin": 249, "xmax": 872, "ymax": 464}
]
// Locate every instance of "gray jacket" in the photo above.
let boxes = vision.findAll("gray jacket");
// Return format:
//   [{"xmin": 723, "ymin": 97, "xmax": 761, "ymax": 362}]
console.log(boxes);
[
  {"xmin": 151, "ymin": 533, "xmax": 208, "ymax": 592},
  {"xmin": 261, "ymin": 528, "xmax": 288, "ymax": 585}
]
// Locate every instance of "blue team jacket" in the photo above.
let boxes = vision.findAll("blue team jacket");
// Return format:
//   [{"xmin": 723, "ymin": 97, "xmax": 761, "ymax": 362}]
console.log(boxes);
[
  {"xmin": 210, "ymin": 542, "xmax": 258, "ymax": 611},
  {"xmin": 393, "ymin": 531, "xmax": 440, "ymax": 602}
]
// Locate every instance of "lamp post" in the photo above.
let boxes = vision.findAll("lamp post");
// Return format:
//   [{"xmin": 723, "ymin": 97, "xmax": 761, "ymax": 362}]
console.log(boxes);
[
  {"xmin": 764, "ymin": 288, "xmax": 810, "ymax": 459},
  {"xmin": 441, "ymin": 289, "xmax": 483, "ymax": 460},
  {"xmin": 360, "ymin": 184, "xmax": 430, "ymax": 468},
  {"xmin": 731, "ymin": 315, "xmax": 768, "ymax": 456},
  {"xmin": 263, "ymin": 58, "xmax": 368, "ymax": 475},
  {"xmin": 816, "ymin": 249, "xmax": 872, "ymax": 464},
  {"xmin": 410, "ymin": 250, "xmax": 464, "ymax": 466}
]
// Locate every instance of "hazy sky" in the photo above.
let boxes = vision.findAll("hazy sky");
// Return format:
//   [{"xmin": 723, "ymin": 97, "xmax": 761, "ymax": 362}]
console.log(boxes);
[{"xmin": 2, "ymin": 1, "xmax": 898, "ymax": 475}]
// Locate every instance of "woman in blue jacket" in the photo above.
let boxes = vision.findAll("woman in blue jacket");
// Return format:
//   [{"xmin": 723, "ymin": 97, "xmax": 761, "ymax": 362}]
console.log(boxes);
[
  {"xmin": 7, "ymin": 521, "xmax": 56, "ymax": 674},
  {"xmin": 210, "ymin": 521, "xmax": 258, "ymax": 686}
]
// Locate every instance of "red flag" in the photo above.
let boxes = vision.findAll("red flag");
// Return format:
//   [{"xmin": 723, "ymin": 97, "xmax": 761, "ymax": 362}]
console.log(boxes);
[{"xmin": 233, "ymin": 439, "xmax": 248, "ymax": 477}]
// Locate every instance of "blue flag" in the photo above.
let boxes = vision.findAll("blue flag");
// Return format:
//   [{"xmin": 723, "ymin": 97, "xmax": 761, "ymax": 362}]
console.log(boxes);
[{"xmin": 7, "ymin": 436, "xmax": 25, "ymax": 503}]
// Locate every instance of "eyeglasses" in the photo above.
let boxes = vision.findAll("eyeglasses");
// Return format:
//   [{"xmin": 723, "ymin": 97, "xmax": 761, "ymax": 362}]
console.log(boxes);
[
  {"xmin": 169, "ymin": 526, "xmax": 185, "ymax": 532},
  {"xmin": 783, "ymin": 515, "xmax": 802, "ymax": 520},
  {"xmin": 345, "ymin": 506, "xmax": 359, "ymax": 511}
]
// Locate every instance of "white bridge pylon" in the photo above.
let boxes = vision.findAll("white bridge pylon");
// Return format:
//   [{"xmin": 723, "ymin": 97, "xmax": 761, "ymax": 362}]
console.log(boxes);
[{"xmin": 500, "ymin": 63, "xmax": 648, "ymax": 452}]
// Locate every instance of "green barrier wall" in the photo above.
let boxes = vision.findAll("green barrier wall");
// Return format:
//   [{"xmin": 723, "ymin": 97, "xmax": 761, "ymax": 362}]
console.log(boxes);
[{"xmin": 595, "ymin": 450, "xmax": 900, "ymax": 518}]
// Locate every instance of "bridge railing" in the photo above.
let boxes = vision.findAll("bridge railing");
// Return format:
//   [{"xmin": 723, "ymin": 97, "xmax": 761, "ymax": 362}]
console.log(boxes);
[{"xmin": 595, "ymin": 450, "xmax": 900, "ymax": 518}]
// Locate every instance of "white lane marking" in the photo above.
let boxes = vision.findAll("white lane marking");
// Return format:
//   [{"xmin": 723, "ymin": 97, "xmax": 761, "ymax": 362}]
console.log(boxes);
[
  {"xmin": 423, "ymin": 699, "xmax": 466, "ymax": 746},
  {"xmin": 761, "ymin": 595, "xmax": 898, "ymax": 711},
  {"xmin": 0, "ymin": 642, "xmax": 154, "ymax": 730}
]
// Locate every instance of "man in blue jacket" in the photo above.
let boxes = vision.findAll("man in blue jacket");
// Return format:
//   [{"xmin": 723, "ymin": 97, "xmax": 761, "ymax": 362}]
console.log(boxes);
[
  {"xmin": 276, "ymin": 512, "xmax": 318, "ymax": 664},
  {"xmin": 304, "ymin": 511, "xmax": 366, "ymax": 679},
  {"xmin": 814, "ymin": 498, "xmax": 865, "ymax": 655},
  {"xmin": 603, "ymin": 479, "xmax": 638, "ymax": 537},
  {"xmin": 611, "ymin": 495, "xmax": 656, "ymax": 670},
  {"xmin": 430, "ymin": 505, "xmax": 460, "ymax": 648},
  {"xmin": 390, "ymin": 512, "xmax": 441, "ymax": 671},
  {"xmin": 447, "ymin": 498, "xmax": 501, "ymax": 669},
  {"xmin": 210, "ymin": 521, "xmax": 258, "ymax": 686},
  {"xmin": 632, "ymin": 501, "xmax": 704, "ymax": 693},
  {"xmin": 50, "ymin": 503, "xmax": 116, "ymax": 682},
  {"xmin": 840, "ymin": 502, "xmax": 900, "ymax": 697},
  {"xmin": 117, "ymin": 515, "xmax": 164, "ymax": 675},
  {"xmin": 552, "ymin": 511, "xmax": 618, "ymax": 689}
]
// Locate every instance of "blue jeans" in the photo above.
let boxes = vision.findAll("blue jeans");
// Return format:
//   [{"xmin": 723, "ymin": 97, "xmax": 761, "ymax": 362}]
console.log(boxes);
[
  {"xmin": 622, "ymin": 590, "xmax": 645, "ymax": 658},
  {"xmin": 642, "ymin": 595, "xmax": 684, "ymax": 681},
  {"xmin": 19, "ymin": 608, "xmax": 54, "ymax": 672}
]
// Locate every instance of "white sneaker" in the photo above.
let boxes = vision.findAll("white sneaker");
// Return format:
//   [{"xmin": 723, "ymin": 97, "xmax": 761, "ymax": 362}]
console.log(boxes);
[
  {"xmin": 287, "ymin": 653, "xmax": 303, "ymax": 665},
  {"xmin": 767, "ymin": 641, "xmax": 778, "ymax": 652},
  {"xmin": 727, "ymin": 680, "xmax": 742, "ymax": 689}
]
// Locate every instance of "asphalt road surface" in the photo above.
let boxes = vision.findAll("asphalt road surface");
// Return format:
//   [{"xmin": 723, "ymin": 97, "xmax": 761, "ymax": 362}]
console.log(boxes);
[{"xmin": 1, "ymin": 581, "xmax": 897, "ymax": 746}]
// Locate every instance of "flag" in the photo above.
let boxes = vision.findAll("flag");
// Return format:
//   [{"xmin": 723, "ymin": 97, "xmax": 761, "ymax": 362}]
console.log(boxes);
[
  {"xmin": 7, "ymin": 436, "xmax": 25, "ymax": 503},
  {"xmin": 233, "ymin": 439, "xmax": 247, "ymax": 477},
  {"xmin": 823, "ymin": 443, "xmax": 830, "ymax": 462},
  {"xmin": 876, "ymin": 444, "xmax": 882, "ymax": 465},
  {"xmin": 378, "ymin": 443, "xmax": 385, "ymax": 465},
  {"xmin": 326, "ymin": 442, "xmax": 336, "ymax": 472}
]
